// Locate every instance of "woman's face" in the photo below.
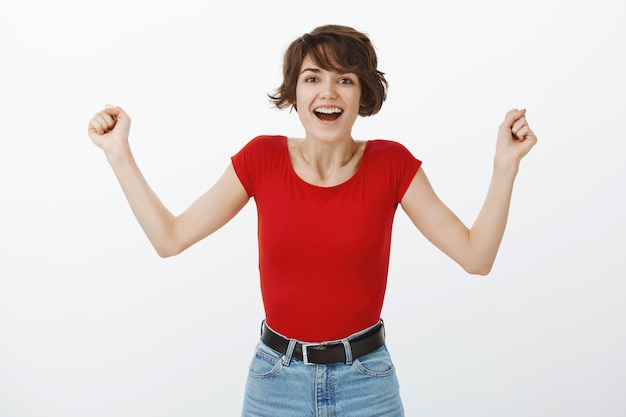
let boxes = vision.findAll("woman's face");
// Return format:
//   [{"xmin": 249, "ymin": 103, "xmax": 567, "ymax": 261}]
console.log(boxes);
[{"xmin": 295, "ymin": 55, "xmax": 362, "ymax": 143}]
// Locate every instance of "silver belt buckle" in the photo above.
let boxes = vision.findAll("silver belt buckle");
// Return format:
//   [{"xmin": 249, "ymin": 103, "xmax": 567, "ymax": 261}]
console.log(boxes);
[{"xmin": 301, "ymin": 343, "xmax": 317, "ymax": 365}]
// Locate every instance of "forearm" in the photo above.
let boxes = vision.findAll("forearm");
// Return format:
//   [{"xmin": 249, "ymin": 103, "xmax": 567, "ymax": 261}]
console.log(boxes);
[
  {"xmin": 106, "ymin": 145, "xmax": 179, "ymax": 257},
  {"xmin": 464, "ymin": 106, "xmax": 537, "ymax": 274},
  {"xmin": 466, "ymin": 161, "xmax": 519, "ymax": 274}
]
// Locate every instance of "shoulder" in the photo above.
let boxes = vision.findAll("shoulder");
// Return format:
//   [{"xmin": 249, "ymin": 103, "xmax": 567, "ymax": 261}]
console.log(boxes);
[
  {"xmin": 233, "ymin": 135, "xmax": 287, "ymax": 161},
  {"xmin": 231, "ymin": 135, "xmax": 288, "ymax": 196},
  {"xmin": 364, "ymin": 139, "xmax": 422, "ymax": 179},
  {"xmin": 366, "ymin": 139, "xmax": 420, "ymax": 161},
  {"xmin": 241, "ymin": 135, "xmax": 287, "ymax": 152},
  {"xmin": 364, "ymin": 140, "xmax": 422, "ymax": 201}
]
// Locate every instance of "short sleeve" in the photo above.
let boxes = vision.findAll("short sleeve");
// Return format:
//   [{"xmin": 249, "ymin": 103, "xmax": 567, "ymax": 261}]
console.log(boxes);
[
  {"xmin": 393, "ymin": 142, "xmax": 422, "ymax": 202},
  {"xmin": 231, "ymin": 135, "xmax": 287, "ymax": 197}
]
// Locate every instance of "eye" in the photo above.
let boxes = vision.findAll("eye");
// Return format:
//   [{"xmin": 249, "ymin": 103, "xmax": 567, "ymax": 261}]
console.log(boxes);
[
  {"xmin": 338, "ymin": 77, "xmax": 354, "ymax": 85},
  {"xmin": 304, "ymin": 76, "xmax": 318, "ymax": 83}
]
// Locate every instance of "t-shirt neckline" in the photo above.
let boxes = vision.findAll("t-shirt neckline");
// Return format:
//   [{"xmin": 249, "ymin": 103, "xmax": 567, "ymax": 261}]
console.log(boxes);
[{"xmin": 282, "ymin": 136, "xmax": 370, "ymax": 190}]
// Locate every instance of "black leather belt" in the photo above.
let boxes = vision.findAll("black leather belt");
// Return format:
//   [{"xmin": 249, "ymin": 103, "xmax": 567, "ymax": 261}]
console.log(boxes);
[{"xmin": 260, "ymin": 321, "xmax": 386, "ymax": 365}]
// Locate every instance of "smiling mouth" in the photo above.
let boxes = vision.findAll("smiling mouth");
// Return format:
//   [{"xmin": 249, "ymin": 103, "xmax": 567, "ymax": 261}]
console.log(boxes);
[{"xmin": 314, "ymin": 107, "xmax": 343, "ymax": 122}]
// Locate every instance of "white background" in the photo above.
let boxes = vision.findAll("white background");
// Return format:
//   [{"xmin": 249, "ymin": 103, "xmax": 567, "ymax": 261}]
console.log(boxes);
[{"xmin": 1, "ymin": 0, "xmax": 624, "ymax": 416}]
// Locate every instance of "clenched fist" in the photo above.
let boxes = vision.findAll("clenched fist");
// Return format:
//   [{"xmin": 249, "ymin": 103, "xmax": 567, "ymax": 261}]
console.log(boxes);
[{"xmin": 88, "ymin": 105, "xmax": 132, "ymax": 155}]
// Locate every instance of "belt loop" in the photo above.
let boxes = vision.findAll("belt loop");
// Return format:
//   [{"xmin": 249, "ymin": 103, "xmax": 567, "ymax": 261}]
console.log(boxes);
[
  {"xmin": 282, "ymin": 339, "xmax": 297, "ymax": 366},
  {"xmin": 342, "ymin": 339, "xmax": 353, "ymax": 365}
]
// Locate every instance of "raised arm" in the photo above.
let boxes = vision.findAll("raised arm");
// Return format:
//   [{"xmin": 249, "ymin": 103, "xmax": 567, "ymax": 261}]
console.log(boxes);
[
  {"xmin": 401, "ymin": 109, "xmax": 537, "ymax": 275},
  {"xmin": 87, "ymin": 105, "xmax": 250, "ymax": 257}
]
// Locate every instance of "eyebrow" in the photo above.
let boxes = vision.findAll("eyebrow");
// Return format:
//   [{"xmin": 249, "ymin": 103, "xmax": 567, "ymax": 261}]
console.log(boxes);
[
  {"xmin": 300, "ymin": 67, "xmax": 354, "ymax": 76},
  {"xmin": 300, "ymin": 67, "xmax": 321, "ymax": 74}
]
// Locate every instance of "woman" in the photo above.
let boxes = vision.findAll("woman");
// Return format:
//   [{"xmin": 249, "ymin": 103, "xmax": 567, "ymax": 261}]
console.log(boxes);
[{"xmin": 88, "ymin": 24, "xmax": 536, "ymax": 417}]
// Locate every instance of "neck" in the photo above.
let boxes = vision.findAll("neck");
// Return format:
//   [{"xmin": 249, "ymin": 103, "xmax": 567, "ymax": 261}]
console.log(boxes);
[
  {"xmin": 300, "ymin": 136, "xmax": 357, "ymax": 170},
  {"xmin": 288, "ymin": 136, "xmax": 365, "ymax": 187}
]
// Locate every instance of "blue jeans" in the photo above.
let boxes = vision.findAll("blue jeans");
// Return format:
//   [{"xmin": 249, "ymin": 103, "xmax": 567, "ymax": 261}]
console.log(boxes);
[{"xmin": 241, "ymin": 325, "xmax": 404, "ymax": 417}]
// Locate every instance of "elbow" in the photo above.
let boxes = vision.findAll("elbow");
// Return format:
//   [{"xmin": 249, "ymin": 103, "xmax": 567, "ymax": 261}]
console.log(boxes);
[
  {"xmin": 154, "ymin": 242, "xmax": 184, "ymax": 258},
  {"xmin": 146, "ymin": 221, "xmax": 187, "ymax": 258},
  {"xmin": 466, "ymin": 266, "xmax": 492, "ymax": 276},
  {"xmin": 461, "ymin": 261, "xmax": 494, "ymax": 276},
  {"xmin": 156, "ymin": 249, "xmax": 176, "ymax": 258},
  {"xmin": 457, "ymin": 248, "xmax": 497, "ymax": 276}
]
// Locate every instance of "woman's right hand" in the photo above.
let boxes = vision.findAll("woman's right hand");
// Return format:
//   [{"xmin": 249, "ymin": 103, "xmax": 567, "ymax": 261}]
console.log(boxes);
[{"xmin": 87, "ymin": 105, "xmax": 131, "ymax": 154}]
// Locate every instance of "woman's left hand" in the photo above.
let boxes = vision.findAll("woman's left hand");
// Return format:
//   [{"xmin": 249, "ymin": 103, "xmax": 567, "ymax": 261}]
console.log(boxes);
[{"xmin": 495, "ymin": 108, "xmax": 537, "ymax": 167}]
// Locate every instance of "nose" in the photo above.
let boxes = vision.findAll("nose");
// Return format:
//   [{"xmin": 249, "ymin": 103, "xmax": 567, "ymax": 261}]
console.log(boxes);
[{"xmin": 319, "ymin": 79, "xmax": 337, "ymax": 99}]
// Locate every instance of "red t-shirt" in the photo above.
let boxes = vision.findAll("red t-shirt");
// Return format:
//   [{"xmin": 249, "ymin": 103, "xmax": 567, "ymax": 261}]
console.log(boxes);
[{"xmin": 232, "ymin": 135, "xmax": 421, "ymax": 342}]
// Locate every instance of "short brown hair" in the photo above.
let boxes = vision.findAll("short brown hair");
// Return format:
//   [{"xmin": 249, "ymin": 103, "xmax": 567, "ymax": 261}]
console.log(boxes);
[{"xmin": 269, "ymin": 25, "xmax": 388, "ymax": 117}]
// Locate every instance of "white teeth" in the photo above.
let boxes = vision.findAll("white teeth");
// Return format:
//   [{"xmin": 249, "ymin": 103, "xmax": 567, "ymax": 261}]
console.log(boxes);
[{"xmin": 314, "ymin": 107, "xmax": 342, "ymax": 114}]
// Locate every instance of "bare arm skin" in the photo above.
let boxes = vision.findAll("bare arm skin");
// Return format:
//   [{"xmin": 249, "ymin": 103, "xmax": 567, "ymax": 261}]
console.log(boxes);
[
  {"xmin": 401, "ymin": 109, "xmax": 537, "ymax": 275},
  {"xmin": 88, "ymin": 106, "xmax": 249, "ymax": 257}
]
